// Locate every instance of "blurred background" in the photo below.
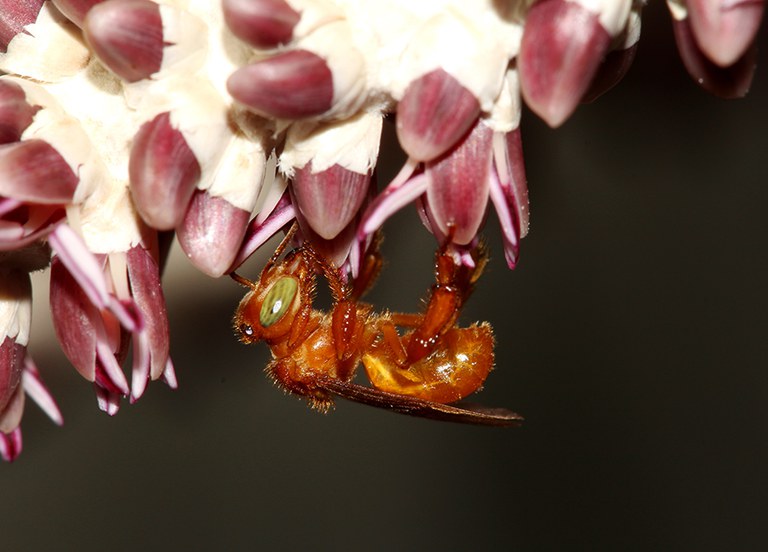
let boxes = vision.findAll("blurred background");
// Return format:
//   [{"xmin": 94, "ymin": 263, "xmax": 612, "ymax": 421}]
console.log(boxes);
[{"xmin": 3, "ymin": 4, "xmax": 767, "ymax": 550}]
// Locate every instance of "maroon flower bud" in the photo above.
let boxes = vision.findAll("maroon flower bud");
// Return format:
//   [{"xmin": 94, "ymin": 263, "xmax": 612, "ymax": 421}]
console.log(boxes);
[
  {"xmin": 519, "ymin": 0, "xmax": 613, "ymax": 127},
  {"xmin": 0, "ymin": 139, "xmax": 79, "ymax": 204},
  {"xmin": 0, "ymin": 270, "xmax": 32, "ymax": 459},
  {"xmin": 0, "ymin": 278, "xmax": 27, "ymax": 431},
  {"xmin": 49, "ymin": 224, "xmax": 175, "ymax": 410},
  {"xmin": 0, "ymin": 426, "xmax": 21, "ymax": 461},
  {"xmin": 177, "ymin": 190, "xmax": 251, "ymax": 277},
  {"xmin": 0, "ymin": 353, "xmax": 24, "ymax": 434},
  {"xmin": 292, "ymin": 163, "xmax": 371, "ymax": 240},
  {"xmin": 227, "ymin": 50, "xmax": 334, "ymax": 119},
  {"xmin": 362, "ymin": 118, "xmax": 529, "ymax": 271},
  {"xmin": 489, "ymin": 128, "xmax": 529, "ymax": 268},
  {"xmin": 51, "ymin": 0, "xmax": 105, "ymax": 28},
  {"xmin": 129, "ymin": 112, "xmax": 202, "ymax": 231},
  {"xmin": 50, "ymin": 255, "xmax": 131, "ymax": 400},
  {"xmin": 83, "ymin": 0, "xmax": 163, "ymax": 82},
  {"xmin": 223, "ymin": 0, "xmax": 300, "ymax": 49},
  {"xmin": 0, "ymin": 79, "xmax": 39, "ymax": 145},
  {"xmin": 0, "ymin": 353, "xmax": 61, "ymax": 462},
  {"xmin": 125, "ymin": 245, "xmax": 170, "ymax": 398},
  {"xmin": 425, "ymin": 121, "xmax": 493, "ymax": 245},
  {"xmin": 687, "ymin": 0, "xmax": 765, "ymax": 68},
  {"xmin": 671, "ymin": 14, "xmax": 756, "ymax": 99},
  {"xmin": 0, "ymin": 341, "xmax": 26, "ymax": 398},
  {"xmin": 396, "ymin": 69, "xmax": 480, "ymax": 162}
]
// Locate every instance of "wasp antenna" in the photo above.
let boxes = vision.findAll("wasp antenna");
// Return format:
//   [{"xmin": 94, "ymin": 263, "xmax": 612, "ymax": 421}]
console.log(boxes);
[{"xmin": 230, "ymin": 271, "xmax": 257, "ymax": 290}]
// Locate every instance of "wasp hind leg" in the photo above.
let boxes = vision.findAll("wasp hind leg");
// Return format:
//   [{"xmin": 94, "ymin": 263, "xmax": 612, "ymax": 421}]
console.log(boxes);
[{"xmin": 395, "ymin": 241, "xmax": 489, "ymax": 364}]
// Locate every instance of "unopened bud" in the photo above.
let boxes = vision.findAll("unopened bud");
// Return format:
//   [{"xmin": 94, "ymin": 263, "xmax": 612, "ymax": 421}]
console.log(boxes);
[
  {"xmin": 687, "ymin": 0, "xmax": 764, "ymax": 68},
  {"xmin": 520, "ymin": 0, "xmax": 630, "ymax": 127},
  {"xmin": 0, "ymin": 79, "xmax": 39, "ymax": 145},
  {"xmin": 425, "ymin": 121, "xmax": 493, "ymax": 245},
  {"xmin": 129, "ymin": 112, "xmax": 202, "ymax": 230},
  {"xmin": 0, "ymin": 140, "xmax": 79, "ymax": 204},
  {"xmin": 396, "ymin": 69, "xmax": 481, "ymax": 162},
  {"xmin": 51, "ymin": 0, "xmax": 105, "ymax": 28},
  {"xmin": 223, "ymin": 0, "xmax": 300, "ymax": 49},
  {"xmin": 228, "ymin": 50, "xmax": 333, "ymax": 119},
  {"xmin": 83, "ymin": 0, "xmax": 163, "ymax": 82}
]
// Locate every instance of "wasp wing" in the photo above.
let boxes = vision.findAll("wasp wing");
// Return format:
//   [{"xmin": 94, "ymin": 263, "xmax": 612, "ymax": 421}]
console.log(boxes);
[{"xmin": 317, "ymin": 377, "xmax": 523, "ymax": 427}]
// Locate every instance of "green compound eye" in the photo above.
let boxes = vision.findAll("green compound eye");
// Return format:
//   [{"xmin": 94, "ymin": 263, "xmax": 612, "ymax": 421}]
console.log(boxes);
[{"xmin": 259, "ymin": 277, "xmax": 298, "ymax": 328}]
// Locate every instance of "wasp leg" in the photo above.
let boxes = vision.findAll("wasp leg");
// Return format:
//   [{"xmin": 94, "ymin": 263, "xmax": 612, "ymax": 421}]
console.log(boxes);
[
  {"xmin": 364, "ymin": 319, "xmax": 496, "ymax": 403},
  {"xmin": 377, "ymin": 318, "xmax": 409, "ymax": 366},
  {"xmin": 350, "ymin": 231, "xmax": 384, "ymax": 301},
  {"xmin": 402, "ymin": 242, "xmax": 488, "ymax": 363},
  {"xmin": 300, "ymin": 230, "xmax": 383, "ymax": 303},
  {"xmin": 300, "ymin": 241, "xmax": 378, "ymax": 363},
  {"xmin": 230, "ymin": 223, "xmax": 300, "ymax": 289},
  {"xmin": 387, "ymin": 312, "xmax": 423, "ymax": 327},
  {"xmin": 264, "ymin": 222, "xmax": 299, "ymax": 270},
  {"xmin": 286, "ymin": 270, "xmax": 316, "ymax": 350},
  {"xmin": 300, "ymin": 241, "xmax": 348, "ymax": 301},
  {"xmin": 266, "ymin": 356, "xmax": 335, "ymax": 413}
]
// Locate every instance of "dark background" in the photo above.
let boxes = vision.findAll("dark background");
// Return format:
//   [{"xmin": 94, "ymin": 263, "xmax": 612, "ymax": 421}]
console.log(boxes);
[{"xmin": 3, "ymin": 5, "xmax": 767, "ymax": 551}]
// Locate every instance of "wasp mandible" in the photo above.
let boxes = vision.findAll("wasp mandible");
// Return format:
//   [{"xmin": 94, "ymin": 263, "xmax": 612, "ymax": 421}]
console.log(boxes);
[{"xmin": 231, "ymin": 225, "xmax": 521, "ymax": 426}]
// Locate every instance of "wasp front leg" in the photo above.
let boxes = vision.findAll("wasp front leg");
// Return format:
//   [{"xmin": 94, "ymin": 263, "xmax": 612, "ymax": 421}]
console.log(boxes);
[{"xmin": 301, "ymin": 238, "xmax": 381, "ymax": 363}]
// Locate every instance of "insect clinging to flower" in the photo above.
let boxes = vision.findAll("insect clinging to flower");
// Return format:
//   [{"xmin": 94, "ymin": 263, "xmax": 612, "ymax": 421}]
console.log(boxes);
[{"xmin": 231, "ymin": 224, "xmax": 521, "ymax": 426}]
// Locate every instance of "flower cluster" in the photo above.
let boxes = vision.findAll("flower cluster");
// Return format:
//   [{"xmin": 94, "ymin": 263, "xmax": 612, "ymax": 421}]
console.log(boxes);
[{"xmin": 0, "ymin": 0, "xmax": 763, "ymax": 461}]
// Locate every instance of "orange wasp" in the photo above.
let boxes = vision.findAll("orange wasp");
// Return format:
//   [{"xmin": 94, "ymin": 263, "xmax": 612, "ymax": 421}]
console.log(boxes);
[{"xmin": 231, "ymin": 225, "xmax": 521, "ymax": 426}]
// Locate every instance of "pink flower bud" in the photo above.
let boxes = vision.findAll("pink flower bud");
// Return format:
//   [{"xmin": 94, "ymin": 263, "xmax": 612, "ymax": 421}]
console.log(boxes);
[
  {"xmin": 50, "ymin": 255, "xmax": 130, "ymax": 395},
  {"xmin": 83, "ymin": 0, "xmax": 163, "ymax": 82},
  {"xmin": 228, "ymin": 50, "xmax": 334, "ymax": 119},
  {"xmin": 129, "ymin": 112, "xmax": 202, "ymax": 231},
  {"xmin": 671, "ymin": 15, "xmax": 756, "ymax": 99},
  {"xmin": 125, "ymin": 245, "xmax": 170, "ymax": 395},
  {"xmin": 489, "ymin": 128, "xmax": 529, "ymax": 268},
  {"xmin": 48, "ymin": 223, "xmax": 174, "ymax": 406},
  {"xmin": 0, "ymin": 427, "xmax": 21, "ymax": 461},
  {"xmin": 0, "ymin": 269, "xmax": 31, "ymax": 436},
  {"xmin": 292, "ymin": 163, "xmax": 371, "ymax": 240},
  {"xmin": 223, "ymin": 0, "xmax": 300, "ymax": 49},
  {"xmin": 425, "ymin": 121, "xmax": 493, "ymax": 245},
  {"xmin": 0, "ymin": 336, "xmax": 24, "ymax": 431},
  {"xmin": 51, "ymin": 0, "xmax": 105, "ymax": 28},
  {"xmin": 0, "ymin": 140, "xmax": 79, "ymax": 204},
  {"xmin": 519, "ymin": 0, "xmax": 613, "ymax": 127},
  {"xmin": 396, "ymin": 69, "xmax": 480, "ymax": 162},
  {"xmin": 177, "ymin": 190, "xmax": 251, "ymax": 277},
  {"xmin": 0, "ymin": 79, "xmax": 39, "ymax": 144},
  {"xmin": 687, "ymin": 0, "xmax": 764, "ymax": 68}
]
